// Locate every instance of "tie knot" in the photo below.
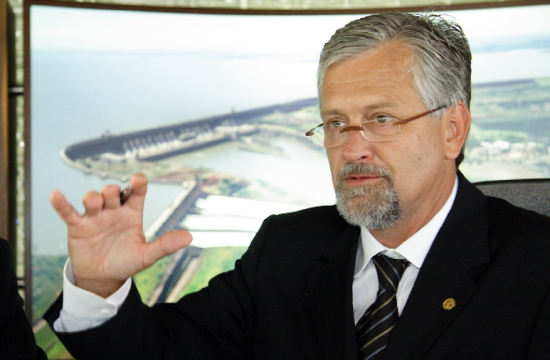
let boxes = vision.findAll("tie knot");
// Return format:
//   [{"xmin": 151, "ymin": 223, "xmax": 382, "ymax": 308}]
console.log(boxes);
[{"xmin": 372, "ymin": 254, "xmax": 409, "ymax": 292}]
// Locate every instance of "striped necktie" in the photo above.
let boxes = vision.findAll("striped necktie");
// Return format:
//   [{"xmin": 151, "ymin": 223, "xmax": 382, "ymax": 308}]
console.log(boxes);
[{"xmin": 356, "ymin": 254, "xmax": 410, "ymax": 360}]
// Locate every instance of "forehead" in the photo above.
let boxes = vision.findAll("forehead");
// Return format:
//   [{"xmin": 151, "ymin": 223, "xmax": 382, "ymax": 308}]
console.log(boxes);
[{"xmin": 320, "ymin": 42, "xmax": 420, "ymax": 110}]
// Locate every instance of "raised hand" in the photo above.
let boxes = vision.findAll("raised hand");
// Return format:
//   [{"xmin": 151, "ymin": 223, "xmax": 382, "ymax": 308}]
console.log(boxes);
[{"xmin": 49, "ymin": 173, "xmax": 193, "ymax": 298}]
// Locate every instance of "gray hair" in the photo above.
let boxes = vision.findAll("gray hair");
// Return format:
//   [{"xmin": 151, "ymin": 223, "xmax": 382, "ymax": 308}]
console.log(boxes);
[{"xmin": 317, "ymin": 12, "xmax": 472, "ymax": 165}]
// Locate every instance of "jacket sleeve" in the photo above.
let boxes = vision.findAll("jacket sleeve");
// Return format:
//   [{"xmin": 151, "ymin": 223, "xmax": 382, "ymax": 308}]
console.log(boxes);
[
  {"xmin": 0, "ymin": 238, "xmax": 47, "ymax": 360},
  {"xmin": 44, "ymin": 214, "xmax": 277, "ymax": 360}
]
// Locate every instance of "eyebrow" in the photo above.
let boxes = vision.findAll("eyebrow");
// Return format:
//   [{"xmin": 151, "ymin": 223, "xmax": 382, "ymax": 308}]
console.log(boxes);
[{"xmin": 320, "ymin": 109, "xmax": 344, "ymax": 118}]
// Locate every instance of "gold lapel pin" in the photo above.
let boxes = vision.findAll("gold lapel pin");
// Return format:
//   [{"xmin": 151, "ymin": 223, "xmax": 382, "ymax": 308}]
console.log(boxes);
[{"xmin": 442, "ymin": 298, "xmax": 456, "ymax": 310}]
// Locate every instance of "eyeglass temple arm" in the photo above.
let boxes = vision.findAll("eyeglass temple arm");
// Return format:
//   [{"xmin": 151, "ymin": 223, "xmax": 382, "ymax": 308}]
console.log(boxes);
[
  {"xmin": 395, "ymin": 105, "xmax": 447, "ymax": 125},
  {"xmin": 305, "ymin": 124, "xmax": 323, "ymax": 136}
]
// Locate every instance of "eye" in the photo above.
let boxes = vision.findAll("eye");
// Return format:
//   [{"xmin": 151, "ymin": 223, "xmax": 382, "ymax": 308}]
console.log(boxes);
[
  {"xmin": 325, "ymin": 120, "xmax": 347, "ymax": 129},
  {"xmin": 371, "ymin": 115, "xmax": 395, "ymax": 124}
]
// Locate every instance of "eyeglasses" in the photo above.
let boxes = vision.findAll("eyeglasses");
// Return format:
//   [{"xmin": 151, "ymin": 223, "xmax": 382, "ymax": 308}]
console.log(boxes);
[{"xmin": 305, "ymin": 105, "xmax": 447, "ymax": 148}]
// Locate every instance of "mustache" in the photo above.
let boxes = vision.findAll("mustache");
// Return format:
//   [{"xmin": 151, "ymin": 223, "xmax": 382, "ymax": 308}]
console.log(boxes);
[{"xmin": 337, "ymin": 163, "xmax": 392, "ymax": 183}]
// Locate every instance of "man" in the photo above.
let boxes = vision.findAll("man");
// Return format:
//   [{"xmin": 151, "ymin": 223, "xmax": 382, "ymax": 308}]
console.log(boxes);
[
  {"xmin": 0, "ymin": 238, "xmax": 47, "ymax": 360},
  {"xmin": 45, "ymin": 12, "xmax": 550, "ymax": 359}
]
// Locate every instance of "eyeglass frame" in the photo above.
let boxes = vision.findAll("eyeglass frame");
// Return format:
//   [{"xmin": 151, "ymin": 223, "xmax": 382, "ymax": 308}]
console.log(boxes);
[{"xmin": 305, "ymin": 105, "xmax": 448, "ymax": 148}]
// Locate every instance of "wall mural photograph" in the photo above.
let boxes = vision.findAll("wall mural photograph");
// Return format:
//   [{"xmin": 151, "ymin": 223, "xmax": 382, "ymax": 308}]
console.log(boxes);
[{"xmin": 28, "ymin": 3, "xmax": 550, "ymax": 357}]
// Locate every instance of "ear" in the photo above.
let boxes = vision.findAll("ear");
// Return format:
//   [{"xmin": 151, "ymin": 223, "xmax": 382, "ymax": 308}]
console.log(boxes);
[{"xmin": 443, "ymin": 101, "xmax": 471, "ymax": 161}]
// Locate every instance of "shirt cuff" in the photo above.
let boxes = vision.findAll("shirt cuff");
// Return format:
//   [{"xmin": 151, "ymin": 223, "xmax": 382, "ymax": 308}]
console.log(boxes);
[{"xmin": 53, "ymin": 258, "xmax": 132, "ymax": 333}]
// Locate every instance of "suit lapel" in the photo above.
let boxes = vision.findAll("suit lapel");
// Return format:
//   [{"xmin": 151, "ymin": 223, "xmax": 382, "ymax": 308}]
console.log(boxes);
[
  {"xmin": 383, "ymin": 173, "xmax": 492, "ymax": 359},
  {"xmin": 306, "ymin": 224, "xmax": 360, "ymax": 360}
]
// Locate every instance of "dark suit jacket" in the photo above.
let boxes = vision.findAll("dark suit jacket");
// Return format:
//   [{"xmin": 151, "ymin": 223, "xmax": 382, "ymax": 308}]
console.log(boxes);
[
  {"xmin": 0, "ymin": 238, "xmax": 47, "ymax": 360},
  {"xmin": 45, "ymin": 173, "xmax": 550, "ymax": 359}
]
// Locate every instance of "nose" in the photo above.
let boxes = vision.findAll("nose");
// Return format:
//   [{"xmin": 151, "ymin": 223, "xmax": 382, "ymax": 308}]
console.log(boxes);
[{"xmin": 340, "ymin": 127, "xmax": 375, "ymax": 163}]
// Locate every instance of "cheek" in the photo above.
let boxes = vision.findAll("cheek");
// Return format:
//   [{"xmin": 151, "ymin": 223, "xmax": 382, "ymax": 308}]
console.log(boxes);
[
  {"xmin": 386, "ymin": 139, "xmax": 427, "ymax": 185},
  {"xmin": 406, "ymin": 127, "xmax": 443, "ymax": 163},
  {"xmin": 394, "ymin": 134, "xmax": 445, "ymax": 188},
  {"xmin": 326, "ymin": 149, "xmax": 341, "ymax": 187}
]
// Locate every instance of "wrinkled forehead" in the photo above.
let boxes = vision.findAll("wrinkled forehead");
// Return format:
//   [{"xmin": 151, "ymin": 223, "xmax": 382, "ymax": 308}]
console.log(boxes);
[{"xmin": 319, "ymin": 42, "xmax": 418, "ymax": 106}]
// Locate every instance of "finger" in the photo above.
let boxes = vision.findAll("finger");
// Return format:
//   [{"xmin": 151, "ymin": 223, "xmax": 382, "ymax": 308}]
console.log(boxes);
[
  {"xmin": 50, "ymin": 191, "xmax": 82, "ymax": 226},
  {"xmin": 82, "ymin": 191, "xmax": 104, "ymax": 217},
  {"xmin": 102, "ymin": 184, "xmax": 122, "ymax": 209},
  {"xmin": 125, "ymin": 173, "xmax": 148, "ymax": 210},
  {"xmin": 130, "ymin": 173, "xmax": 148, "ymax": 195},
  {"xmin": 142, "ymin": 230, "xmax": 193, "ymax": 269}
]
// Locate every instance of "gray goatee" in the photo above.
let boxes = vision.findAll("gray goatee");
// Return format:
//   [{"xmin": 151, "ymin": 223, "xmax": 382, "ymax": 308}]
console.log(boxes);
[{"xmin": 335, "ymin": 163, "xmax": 401, "ymax": 230}]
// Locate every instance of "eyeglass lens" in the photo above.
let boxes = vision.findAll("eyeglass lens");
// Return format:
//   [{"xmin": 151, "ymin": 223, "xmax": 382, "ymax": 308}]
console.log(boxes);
[{"xmin": 319, "ymin": 120, "xmax": 400, "ymax": 147}]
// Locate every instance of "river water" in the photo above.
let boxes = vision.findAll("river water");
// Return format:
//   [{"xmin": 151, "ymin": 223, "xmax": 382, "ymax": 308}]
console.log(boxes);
[{"xmin": 32, "ymin": 135, "xmax": 334, "ymax": 254}]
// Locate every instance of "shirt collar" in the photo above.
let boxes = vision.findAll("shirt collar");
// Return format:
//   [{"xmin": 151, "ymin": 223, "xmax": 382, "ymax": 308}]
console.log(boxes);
[{"xmin": 355, "ymin": 176, "xmax": 459, "ymax": 275}]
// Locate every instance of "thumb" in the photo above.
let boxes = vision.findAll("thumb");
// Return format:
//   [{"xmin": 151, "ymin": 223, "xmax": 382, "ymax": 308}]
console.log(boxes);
[{"xmin": 143, "ymin": 230, "xmax": 193, "ymax": 268}]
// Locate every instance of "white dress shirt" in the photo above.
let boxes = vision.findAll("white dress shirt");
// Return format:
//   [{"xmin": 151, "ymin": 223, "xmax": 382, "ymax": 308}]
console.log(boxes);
[{"xmin": 55, "ymin": 177, "xmax": 458, "ymax": 332}]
